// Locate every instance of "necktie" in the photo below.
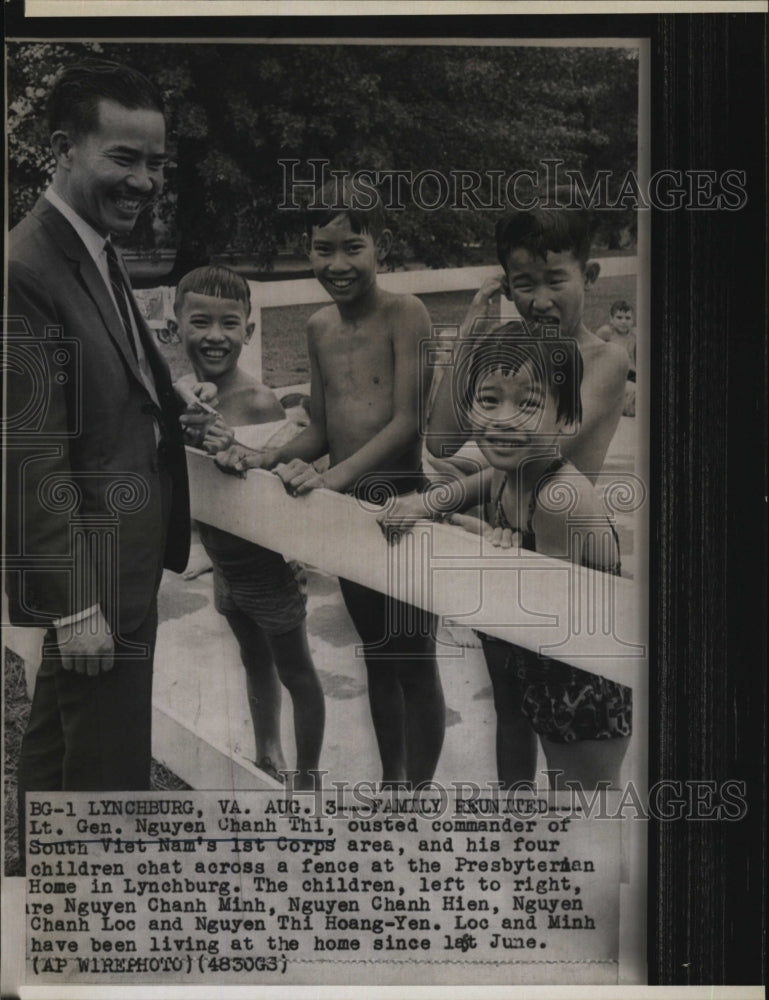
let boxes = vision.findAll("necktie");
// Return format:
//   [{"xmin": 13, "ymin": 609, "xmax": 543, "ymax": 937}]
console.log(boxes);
[
  {"xmin": 104, "ymin": 241, "xmax": 161, "ymax": 436},
  {"xmin": 104, "ymin": 241, "xmax": 139, "ymax": 360}
]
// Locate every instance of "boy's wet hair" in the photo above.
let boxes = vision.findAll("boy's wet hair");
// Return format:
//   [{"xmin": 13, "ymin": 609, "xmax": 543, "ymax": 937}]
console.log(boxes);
[
  {"xmin": 460, "ymin": 323, "xmax": 583, "ymax": 427},
  {"xmin": 610, "ymin": 299, "xmax": 634, "ymax": 315},
  {"xmin": 48, "ymin": 59, "xmax": 164, "ymax": 137},
  {"xmin": 173, "ymin": 264, "xmax": 251, "ymax": 315},
  {"xmin": 495, "ymin": 208, "xmax": 594, "ymax": 270},
  {"xmin": 304, "ymin": 175, "xmax": 388, "ymax": 240}
]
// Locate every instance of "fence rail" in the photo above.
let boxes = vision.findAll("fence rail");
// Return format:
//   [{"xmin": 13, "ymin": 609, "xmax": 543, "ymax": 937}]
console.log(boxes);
[{"xmin": 188, "ymin": 451, "xmax": 646, "ymax": 689}]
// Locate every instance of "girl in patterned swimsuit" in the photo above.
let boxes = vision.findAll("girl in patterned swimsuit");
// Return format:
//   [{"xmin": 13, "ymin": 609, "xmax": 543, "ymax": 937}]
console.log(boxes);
[
  {"xmin": 382, "ymin": 329, "xmax": 631, "ymax": 790},
  {"xmin": 458, "ymin": 331, "xmax": 631, "ymax": 789}
]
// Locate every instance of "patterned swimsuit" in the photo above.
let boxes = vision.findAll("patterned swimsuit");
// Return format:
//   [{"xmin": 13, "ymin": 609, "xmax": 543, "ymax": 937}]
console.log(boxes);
[{"xmin": 481, "ymin": 459, "xmax": 632, "ymax": 744}]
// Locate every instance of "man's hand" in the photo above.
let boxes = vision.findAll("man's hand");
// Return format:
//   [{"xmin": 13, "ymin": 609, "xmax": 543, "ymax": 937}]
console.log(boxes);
[
  {"xmin": 55, "ymin": 607, "xmax": 114, "ymax": 676},
  {"xmin": 200, "ymin": 416, "xmax": 235, "ymax": 455},
  {"xmin": 273, "ymin": 459, "xmax": 327, "ymax": 496},
  {"xmin": 176, "ymin": 379, "xmax": 220, "ymax": 448}
]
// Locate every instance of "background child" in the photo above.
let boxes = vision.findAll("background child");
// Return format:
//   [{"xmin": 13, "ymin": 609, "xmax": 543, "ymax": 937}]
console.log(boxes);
[
  {"xmin": 597, "ymin": 299, "xmax": 636, "ymax": 416},
  {"xmin": 216, "ymin": 181, "xmax": 445, "ymax": 786},
  {"xmin": 383, "ymin": 330, "xmax": 632, "ymax": 790},
  {"xmin": 172, "ymin": 264, "xmax": 325, "ymax": 790}
]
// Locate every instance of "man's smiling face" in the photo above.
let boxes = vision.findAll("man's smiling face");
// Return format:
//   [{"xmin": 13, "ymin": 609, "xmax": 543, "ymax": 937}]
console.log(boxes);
[{"xmin": 56, "ymin": 97, "xmax": 166, "ymax": 237}]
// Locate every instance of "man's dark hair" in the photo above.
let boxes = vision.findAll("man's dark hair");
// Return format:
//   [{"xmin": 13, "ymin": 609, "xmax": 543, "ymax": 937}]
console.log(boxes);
[
  {"xmin": 610, "ymin": 299, "xmax": 634, "ymax": 315},
  {"xmin": 304, "ymin": 175, "xmax": 387, "ymax": 241},
  {"xmin": 495, "ymin": 208, "xmax": 594, "ymax": 270},
  {"xmin": 48, "ymin": 59, "xmax": 164, "ymax": 136},
  {"xmin": 460, "ymin": 322, "xmax": 583, "ymax": 428},
  {"xmin": 173, "ymin": 265, "xmax": 251, "ymax": 316}
]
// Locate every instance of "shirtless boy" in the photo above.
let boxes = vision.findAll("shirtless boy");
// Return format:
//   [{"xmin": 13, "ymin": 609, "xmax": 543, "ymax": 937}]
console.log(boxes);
[
  {"xmin": 175, "ymin": 265, "xmax": 325, "ymax": 790},
  {"xmin": 597, "ymin": 299, "xmax": 636, "ymax": 416},
  {"xmin": 427, "ymin": 208, "xmax": 629, "ymax": 483},
  {"xmin": 217, "ymin": 182, "xmax": 445, "ymax": 786}
]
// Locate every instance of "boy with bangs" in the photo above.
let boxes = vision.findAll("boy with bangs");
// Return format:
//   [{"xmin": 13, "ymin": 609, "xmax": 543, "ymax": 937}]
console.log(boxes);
[
  {"xmin": 172, "ymin": 265, "xmax": 325, "ymax": 790},
  {"xmin": 216, "ymin": 181, "xmax": 445, "ymax": 786}
]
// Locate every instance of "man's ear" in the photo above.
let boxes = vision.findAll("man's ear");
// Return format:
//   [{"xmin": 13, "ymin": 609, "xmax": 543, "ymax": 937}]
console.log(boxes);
[
  {"xmin": 244, "ymin": 321, "xmax": 255, "ymax": 345},
  {"xmin": 584, "ymin": 260, "xmax": 600, "ymax": 287},
  {"xmin": 376, "ymin": 229, "xmax": 393, "ymax": 263},
  {"xmin": 51, "ymin": 130, "xmax": 74, "ymax": 167},
  {"xmin": 167, "ymin": 318, "xmax": 179, "ymax": 339}
]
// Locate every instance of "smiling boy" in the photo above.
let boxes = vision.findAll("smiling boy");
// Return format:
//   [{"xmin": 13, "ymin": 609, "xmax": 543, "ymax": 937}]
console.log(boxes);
[
  {"xmin": 427, "ymin": 208, "xmax": 629, "ymax": 483},
  {"xmin": 173, "ymin": 265, "xmax": 325, "ymax": 789},
  {"xmin": 216, "ymin": 181, "xmax": 445, "ymax": 785}
]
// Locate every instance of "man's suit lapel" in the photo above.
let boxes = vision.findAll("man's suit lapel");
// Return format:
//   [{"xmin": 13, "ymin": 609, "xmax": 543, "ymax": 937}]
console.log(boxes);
[{"xmin": 33, "ymin": 198, "xmax": 146, "ymax": 387}]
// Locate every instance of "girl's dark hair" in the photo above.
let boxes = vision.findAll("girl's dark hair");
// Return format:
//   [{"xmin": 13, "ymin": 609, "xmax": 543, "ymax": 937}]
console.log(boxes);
[
  {"xmin": 459, "ymin": 322, "xmax": 583, "ymax": 427},
  {"xmin": 495, "ymin": 208, "xmax": 594, "ymax": 270},
  {"xmin": 48, "ymin": 59, "xmax": 164, "ymax": 137}
]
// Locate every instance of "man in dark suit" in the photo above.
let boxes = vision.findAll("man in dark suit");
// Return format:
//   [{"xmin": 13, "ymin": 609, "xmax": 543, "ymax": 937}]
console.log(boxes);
[{"xmin": 5, "ymin": 61, "xmax": 209, "ymax": 833}]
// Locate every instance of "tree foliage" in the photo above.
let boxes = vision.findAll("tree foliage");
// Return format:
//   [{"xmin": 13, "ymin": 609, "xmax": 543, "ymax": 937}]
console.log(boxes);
[{"xmin": 7, "ymin": 41, "xmax": 638, "ymax": 270}]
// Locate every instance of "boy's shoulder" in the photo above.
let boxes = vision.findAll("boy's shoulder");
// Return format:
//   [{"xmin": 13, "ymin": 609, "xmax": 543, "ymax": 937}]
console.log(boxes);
[
  {"xmin": 580, "ymin": 331, "xmax": 629, "ymax": 382},
  {"xmin": 535, "ymin": 462, "xmax": 604, "ymax": 526},
  {"xmin": 308, "ymin": 290, "xmax": 430, "ymax": 335},
  {"xmin": 378, "ymin": 289, "xmax": 431, "ymax": 329},
  {"xmin": 221, "ymin": 372, "xmax": 283, "ymax": 425}
]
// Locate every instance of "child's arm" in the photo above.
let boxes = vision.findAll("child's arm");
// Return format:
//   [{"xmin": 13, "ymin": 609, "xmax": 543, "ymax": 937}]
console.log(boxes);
[
  {"xmin": 259, "ymin": 320, "xmax": 329, "ymax": 470},
  {"xmin": 202, "ymin": 384, "xmax": 284, "ymax": 455},
  {"xmin": 376, "ymin": 468, "xmax": 492, "ymax": 537},
  {"xmin": 561, "ymin": 341, "xmax": 628, "ymax": 478},
  {"xmin": 277, "ymin": 296, "xmax": 430, "ymax": 496},
  {"xmin": 425, "ymin": 275, "xmax": 506, "ymax": 459},
  {"xmin": 533, "ymin": 471, "xmax": 620, "ymax": 571}
]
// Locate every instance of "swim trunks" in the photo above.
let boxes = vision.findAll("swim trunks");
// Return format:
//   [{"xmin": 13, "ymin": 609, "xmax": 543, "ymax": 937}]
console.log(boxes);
[{"xmin": 198, "ymin": 522, "xmax": 307, "ymax": 636}]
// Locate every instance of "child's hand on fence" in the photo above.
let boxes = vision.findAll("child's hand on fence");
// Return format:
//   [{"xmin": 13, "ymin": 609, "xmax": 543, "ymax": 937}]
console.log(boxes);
[
  {"xmin": 377, "ymin": 493, "xmax": 435, "ymax": 544},
  {"xmin": 214, "ymin": 443, "xmax": 263, "ymax": 478},
  {"xmin": 273, "ymin": 459, "xmax": 325, "ymax": 496},
  {"xmin": 445, "ymin": 513, "xmax": 520, "ymax": 549}
]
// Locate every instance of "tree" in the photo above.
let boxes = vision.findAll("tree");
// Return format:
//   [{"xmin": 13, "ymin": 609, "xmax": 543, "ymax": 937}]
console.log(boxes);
[{"xmin": 7, "ymin": 41, "xmax": 638, "ymax": 272}]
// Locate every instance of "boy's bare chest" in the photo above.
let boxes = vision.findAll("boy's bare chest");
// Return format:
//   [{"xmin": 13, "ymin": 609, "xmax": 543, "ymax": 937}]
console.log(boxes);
[{"xmin": 318, "ymin": 323, "xmax": 394, "ymax": 394}]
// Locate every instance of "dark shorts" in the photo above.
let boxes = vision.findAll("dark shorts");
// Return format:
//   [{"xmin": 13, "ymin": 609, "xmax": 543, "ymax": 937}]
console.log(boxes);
[
  {"xmin": 339, "ymin": 577, "xmax": 436, "ymax": 659},
  {"xmin": 199, "ymin": 523, "xmax": 306, "ymax": 636},
  {"xmin": 341, "ymin": 467, "xmax": 436, "ymax": 660},
  {"xmin": 479, "ymin": 635, "xmax": 632, "ymax": 744}
]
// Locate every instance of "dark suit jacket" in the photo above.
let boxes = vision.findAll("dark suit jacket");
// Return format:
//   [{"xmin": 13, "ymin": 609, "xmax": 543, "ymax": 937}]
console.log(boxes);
[{"xmin": 6, "ymin": 195, "xmax": 190, "ymax": 633}]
